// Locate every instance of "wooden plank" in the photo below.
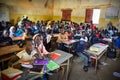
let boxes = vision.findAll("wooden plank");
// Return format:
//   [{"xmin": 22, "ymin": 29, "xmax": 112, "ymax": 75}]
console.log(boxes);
[{"xmin": 0, "ymin": 44, "xmax": 25, "ymax": 56}]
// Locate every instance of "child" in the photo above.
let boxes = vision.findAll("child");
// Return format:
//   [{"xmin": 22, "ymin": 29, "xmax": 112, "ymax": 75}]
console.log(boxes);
[
  {"xmin": 57, "ymin": 28, "xmax": 68, "ymax": 50},
  {"xmin": 8, "ymin": 39, "xmax": 38, "ymax": 68},
  {"xmin": 9, "ymin": 26, "xmax": 16, "ymax": 38},
  {"xmin": 32, "ymin": 34, "xmax": 50, "ymax": 59},
  {"xmin": 0, "ymin": 29, "xmax": 13, "ymax": 47},
  {"xmin": 76, "ymin": 40, "xmax": 91, "ymax": 72},
  {"xmin": 114, "ymin": 32, "xmax": 120, "ymax": 59},
  {"xmin": 107, "ymin": 43, "xmax": 116, "ymax": 59}
]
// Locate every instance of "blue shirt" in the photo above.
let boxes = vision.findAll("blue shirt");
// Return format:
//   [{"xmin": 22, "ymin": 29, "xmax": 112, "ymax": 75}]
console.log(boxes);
[{"xmin": 76, "ymin": 40, "xmax": 88, "ymax": 53}]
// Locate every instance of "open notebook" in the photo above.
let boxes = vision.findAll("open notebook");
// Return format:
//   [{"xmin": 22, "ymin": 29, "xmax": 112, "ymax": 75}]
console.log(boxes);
[{"xmin": 89, "ymin": 46, "xmax": 99, "ymax": 52}]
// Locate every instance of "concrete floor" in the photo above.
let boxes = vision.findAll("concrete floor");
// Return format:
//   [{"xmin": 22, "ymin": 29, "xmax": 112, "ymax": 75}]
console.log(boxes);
[{"xmin": 49, "ymin": 56, "xmax": 120, "ymax": 80}]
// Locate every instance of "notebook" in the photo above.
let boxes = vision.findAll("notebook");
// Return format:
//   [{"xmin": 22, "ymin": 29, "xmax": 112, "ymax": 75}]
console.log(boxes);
[
  {"xmin": 28, "ymin": 65, "xmax": 44, "ymax": 74},
  {"xmin": 51, "ymin": 52, "xmax": 61, "ymax": 60},
  {"xmin": 1, "ymin": 67, "xmax": 23, "ymax": 80},
  {"xmin": 89, "ymin": 46, "xmax": 99, "ymax": 52},
  {"xmin": 47, "ymin": 60, "xmax": 60, "ymax": 71},
  {"xmin": 34, "ymin": 59, "xmax": 49, "ymax": 65}
]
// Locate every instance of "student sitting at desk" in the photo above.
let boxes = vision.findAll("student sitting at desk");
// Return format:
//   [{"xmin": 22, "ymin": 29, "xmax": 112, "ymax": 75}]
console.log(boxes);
[
  {"xmin": 65, "ymin": 27, "xmax": 73, "ymax": 39},
  {"xmin": 114, "ymin": 32, "xmax": 120, "ymax": 59},
  {"xmin": 80, "ymin": 31, "xmax": 88, "ymax": 42},
  {"xmin": 89, "ymin": 31, "xmax": 99, "ymax": 45},
  {"xmin": 0, "ymin": 29, "xmax": 13, "ymax": 47},
  {"xmin": 57, "ymin": 28, "xmax": 68, "ymax": 50},
  {"xmin": 8, "ymin": 39, "xmax": 49, "ymax": 80},
  {"xmin": 9, "ymin": 26, "xmax": 16, "ymax": 38},
  {"xmin": 76, "ymin": 40, "xmax": 91, "ymax": 72},
  {"xmin": 8, "ymin": 39, "xmax": 38, "ymax": 69},
  {"xmin": 32, "ymin": 34, "xmax": 51, "ymax": 59}
]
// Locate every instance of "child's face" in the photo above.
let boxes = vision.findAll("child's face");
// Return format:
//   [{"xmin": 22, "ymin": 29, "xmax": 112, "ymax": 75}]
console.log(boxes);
[
  {"xmin": 12, "ymin": 28, "xmax": 15, "ymax": 33},
  {"xmin": 60, "ymin": 29, "xmax": 64, "ymax": 34},
  {"xmin": 34, "ymin": 36, "xmax": 43, "ymax": 45},
  {"xmin": 26, "ymin": 41, "xmax": 33, "ymax": 54},
  {"xmin": 3, "ymin": 30, "xmax": 9, "ymax": 37}
]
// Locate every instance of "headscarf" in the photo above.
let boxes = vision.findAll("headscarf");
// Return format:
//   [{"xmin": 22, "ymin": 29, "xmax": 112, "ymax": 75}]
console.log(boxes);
[{"xmin": 9, "ymin": 26, "xmax": 15, "ymax": 38}]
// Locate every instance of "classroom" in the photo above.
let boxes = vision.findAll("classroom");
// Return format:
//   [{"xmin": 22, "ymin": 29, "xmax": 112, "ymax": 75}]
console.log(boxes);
[{"xmin": 0, "ymin": 0, "xmax": 120, "ymax": 80}]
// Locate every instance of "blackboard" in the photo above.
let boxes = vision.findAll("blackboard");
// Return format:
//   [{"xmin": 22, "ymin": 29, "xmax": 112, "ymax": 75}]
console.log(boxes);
[{"xmin": 106, "ymin": 7, "xmax": 119, "ymax": 18}]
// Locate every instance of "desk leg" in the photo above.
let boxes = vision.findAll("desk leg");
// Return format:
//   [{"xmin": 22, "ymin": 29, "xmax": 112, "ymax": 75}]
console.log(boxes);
[
  {"xmin": 2, "ymin": 60, "xmax": 4, "ymax": 70},
  {"xmin": 95, "ymin": 57, "xmax": 98, "ymax": 73},
  {"xmin": 66, "ymin": 59, "xmax": 70, "ymax": 80}
]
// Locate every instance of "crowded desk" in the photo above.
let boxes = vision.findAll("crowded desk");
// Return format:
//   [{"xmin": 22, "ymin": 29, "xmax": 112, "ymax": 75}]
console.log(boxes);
[
  {"xmin": 1, "ymin": 49, "xmax": 73, "ymax": 80},
  {"xmin": 85, "ymin": 43, "xmax": 108, "ymax": 72}
]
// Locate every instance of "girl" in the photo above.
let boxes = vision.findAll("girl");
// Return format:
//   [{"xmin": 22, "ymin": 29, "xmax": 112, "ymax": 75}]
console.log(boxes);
[{"xmin": 32, "ymin": 34, "xmax": 50, "ymax": 59}]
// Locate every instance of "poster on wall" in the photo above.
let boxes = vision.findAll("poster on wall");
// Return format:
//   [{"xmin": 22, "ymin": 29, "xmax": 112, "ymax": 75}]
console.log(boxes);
[
  {"xmin": 0, "ymin": 5, "xmax": 10, "ymax": 22},
  {"xmin": 106, "ymin": 7, "xmax": 119, "ymax": 19}
]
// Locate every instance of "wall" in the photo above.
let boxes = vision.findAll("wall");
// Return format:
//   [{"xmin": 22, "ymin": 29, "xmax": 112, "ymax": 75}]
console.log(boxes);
[
  {"xmin": 53, "ymin": 0, "xmax": 120, "ymax": 29},
  {"xmin": 0, "ymin": 0, "xmax": 53, "ymax": 25},
  {"xmin": 0, "ymin": 0, "xmax": 120, "ymax": 29},
  {"xmin": 0, "ymin": 4, "xmax": 9, "ymax": 21}
]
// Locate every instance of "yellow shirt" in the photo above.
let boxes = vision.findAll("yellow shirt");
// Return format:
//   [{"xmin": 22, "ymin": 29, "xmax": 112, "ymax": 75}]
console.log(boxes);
[
  {"xmin": 16, "ymin": 50, "xmax": 36, "ymax": 62},
  {"xmin": 57, "ymin": 33, "xmax": 68, "ymax": 43}
]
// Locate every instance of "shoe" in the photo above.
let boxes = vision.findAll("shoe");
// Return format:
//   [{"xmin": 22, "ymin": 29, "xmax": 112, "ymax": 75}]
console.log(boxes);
[
  {"xmin": 83, "ymin": 66, "xmax": 88, "ymax": 72},
  {"xmin": 113, "ymin": 72, "xmax": 120, "ymax": 78}
]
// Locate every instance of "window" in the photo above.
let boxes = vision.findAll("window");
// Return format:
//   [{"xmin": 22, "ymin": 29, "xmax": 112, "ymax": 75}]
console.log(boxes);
[
  {"xmin": 85, "ymin": 9, "xmax": 101, "ymax": 24},
  {"xmin": 92, "ymin": 9, "xmax": 101, "ymax": 24}
]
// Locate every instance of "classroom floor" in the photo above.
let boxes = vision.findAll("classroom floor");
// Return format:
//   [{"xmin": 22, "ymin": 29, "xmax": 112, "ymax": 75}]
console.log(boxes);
[{"xmin": 49, "ymin": 56, "xmax": 120, "ymax": 80}]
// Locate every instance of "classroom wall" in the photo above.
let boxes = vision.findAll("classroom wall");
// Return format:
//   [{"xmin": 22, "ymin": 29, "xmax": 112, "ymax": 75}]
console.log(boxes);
[
  {"xmin": 53, "ymin": 0, "xmax": 120, "ymax": 29},
  {"xmin": 0, "ymin": 0, "xmax": 54, "ymax": 25},
  {"xmin": 0, "ymin": 0, "xmax": 120, "ymax": 29}
]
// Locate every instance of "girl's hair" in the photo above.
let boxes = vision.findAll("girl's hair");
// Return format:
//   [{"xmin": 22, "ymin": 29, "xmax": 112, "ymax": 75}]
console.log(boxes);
[
  {"xmin": 32, "ymin": 34, "xmax": 43, "ymax": 41},
  {"xmin": 32, "ymin": 34, "xmax": 43, "ymax": 46}
]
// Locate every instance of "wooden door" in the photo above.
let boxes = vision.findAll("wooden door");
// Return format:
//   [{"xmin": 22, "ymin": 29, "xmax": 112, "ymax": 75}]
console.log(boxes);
[
  {"xmin": 85, "ymin": 9, "xmax": 93, "ymax": 23},
  {"xmin": 61, "ymin": 9, "xmax": 72, "ymax": 21}
]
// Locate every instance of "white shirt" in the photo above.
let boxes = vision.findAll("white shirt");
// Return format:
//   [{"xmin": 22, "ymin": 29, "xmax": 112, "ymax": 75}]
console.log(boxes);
[
  {"xmin": 80, "ymin": 37, "xmax": 88, "ymax": 42},
  {"xmin": 16, "ymin": 50, "xmax": 37, "ymax": 61}
]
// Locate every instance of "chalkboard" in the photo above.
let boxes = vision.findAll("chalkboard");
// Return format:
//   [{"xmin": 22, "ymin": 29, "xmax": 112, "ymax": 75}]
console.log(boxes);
[
  {"xmin": 0, "ymin": 5, "xmax": 9, "ymax": 21},
  {"xmin": 106, "ymin": 7, "xmax": 119, "ymax": 19}
]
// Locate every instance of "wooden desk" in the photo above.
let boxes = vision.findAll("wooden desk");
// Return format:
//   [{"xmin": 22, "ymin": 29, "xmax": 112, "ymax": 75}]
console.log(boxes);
[
  {"xmin": 102, "ymin": 38, "xmax": 112, "ymax": 43},
  {"xmin": 12, "ymin": 37, "xmax": 23, "ymax": 41},
  {"xmin": 0, "ymin": 44, "xmax": 25, "ymax": 57},
  {"xmin": 19, "ymin": 50, "xmax": 73, "ymax": 80},
  {"xmin": 0, "ymin": 44, "xmax": 25, "ymax": 68},
  {"xmin": 54, "ymin": 50, "xmax": 73, "ymax": 80},
  {"xmin": 85, "ymin": 43, "xmax": 108, "ymax": 73},
  {"xmin": 31, "ymin": 50, "xmax": 73, "ymax": 80},
  {"xmin": 63, "ymin": 39, "xmax": 79, "ymax": 53}
]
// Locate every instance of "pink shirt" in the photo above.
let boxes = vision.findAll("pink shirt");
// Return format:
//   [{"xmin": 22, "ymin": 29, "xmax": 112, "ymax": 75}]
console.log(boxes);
[{"xmin": 38, "ymin": 43, "xmax": 49, "ymax": 56}]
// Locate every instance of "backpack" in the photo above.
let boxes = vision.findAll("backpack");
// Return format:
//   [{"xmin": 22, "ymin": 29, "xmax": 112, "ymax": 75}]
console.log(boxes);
[
  {"xmin": 107, "ymin": 47, "xmax": 116, "ymax": 58},
  {"xmin": 114, "ymin": 38, "xmax": 120, "ymax": 48}
]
